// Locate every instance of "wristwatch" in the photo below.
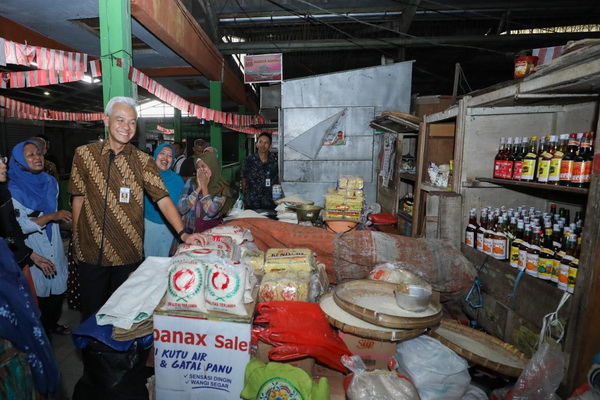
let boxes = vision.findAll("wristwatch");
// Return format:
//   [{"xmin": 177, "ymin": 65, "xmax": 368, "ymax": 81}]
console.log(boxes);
[{"xmin": 177, "ymin": 228, "xmax": 191, "ymax": 242}]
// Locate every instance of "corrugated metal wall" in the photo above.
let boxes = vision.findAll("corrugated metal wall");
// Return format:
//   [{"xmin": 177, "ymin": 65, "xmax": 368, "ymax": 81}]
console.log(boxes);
[{"xmin": 280, "ymin": 61, "xmax": 413, "ymax": 206}]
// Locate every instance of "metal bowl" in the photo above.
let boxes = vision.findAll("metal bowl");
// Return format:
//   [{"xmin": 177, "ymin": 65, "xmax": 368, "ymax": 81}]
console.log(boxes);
[
  {"xmin": 289, "ymin": 204, "xmax": 323, "ymax": 222},
  {"xmin": 394, "ymin": 284, "xmax": 432, "ymax": 312}
]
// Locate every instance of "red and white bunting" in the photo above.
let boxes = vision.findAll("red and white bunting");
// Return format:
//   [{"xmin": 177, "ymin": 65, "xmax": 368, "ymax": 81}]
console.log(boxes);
[
  {"xmin": 89, "ymin": 59, "xmax": 101, "ymax": 77},
  {"xmin": 0, "ymin": 95, "xmax": 103, "ymax": 121},
  {"xmin": 0, "ymin": 38, "xmax": 5, "ymax": 66}
]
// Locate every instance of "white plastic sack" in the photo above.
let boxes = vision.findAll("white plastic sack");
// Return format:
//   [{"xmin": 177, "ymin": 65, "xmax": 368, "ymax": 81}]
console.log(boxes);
[
  {"xmin": 393, "ymin": 335, "xmax": 471, "ymax": 400},
  {"xmin": 461, "ymin": 385, "xmax": 488, "ymax": 400}
]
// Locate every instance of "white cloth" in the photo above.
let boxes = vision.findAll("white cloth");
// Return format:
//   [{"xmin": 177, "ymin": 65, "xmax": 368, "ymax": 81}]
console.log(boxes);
[{"xmin": 96, "ymin": 256, "xmax": 171, "ymax": 329}]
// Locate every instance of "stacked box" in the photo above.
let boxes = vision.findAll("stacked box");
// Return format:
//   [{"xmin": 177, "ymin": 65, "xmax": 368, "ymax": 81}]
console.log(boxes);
[{"xmin": 324, "ymin": 175, "xmax": 365, "ymax": 221}]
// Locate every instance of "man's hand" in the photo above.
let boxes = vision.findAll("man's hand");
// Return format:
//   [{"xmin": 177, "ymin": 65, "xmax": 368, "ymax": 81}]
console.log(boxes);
[
  {"xmin": 30, "ymin": 252, "xmax": 56, "ymax": 277},
  {"xmin": 53, "ymin": 210, "xmax": 73, "ymax": 223},
  {"xmin": 182, "ymin": 233, "xmax": 209, "ymax": 246}
]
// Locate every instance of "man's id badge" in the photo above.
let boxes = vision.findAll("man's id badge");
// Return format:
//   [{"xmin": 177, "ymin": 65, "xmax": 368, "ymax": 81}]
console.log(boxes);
[
  {"xmin": 265, "ymin": 178, "xmax": 271, "ymax": 187},
  {"xmin": 119, "ymin": 187, "xmax": 131, "ymax": 203}
]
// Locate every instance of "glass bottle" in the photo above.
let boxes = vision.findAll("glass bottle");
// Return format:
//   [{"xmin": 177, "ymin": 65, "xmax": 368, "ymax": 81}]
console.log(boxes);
[
  {"xmin": 558, "ymin": 233, "xmax": 577, "ymax": 291},
  {"xmin": 506, "ymin": 136, "xmax": 520, "ymax": 180},
  {"xmin": 493, "ymin": 137, "xmax": 506, "ymax": 179},
  {"xmin": 525, "ymin": 227, "xmax": 541, "ymax": 277},
  {"xmin": 559, "ymin": 133, "xmax": 579, "ymax": 186},
  {"xmin": 501, "ymin": 137, "xmax": 513, "ymax": 179},
  {"xmin": 551, "ymin": 228, "xmax": 568, "ymax": 283},
  {"xmin": 570, "ymin": 132, "xmax": 593, "ymax": 188},
  {"xmin": 518, "ymin": 223, "xmax": 532, "ymax": 271},
  {"xmin": 465, "ymin": 208, "xmax": 478, "ymax": 248},
  {"xmin": 512, "ymin": 137, "xmax": 527, "ymax": 181},
  {"xmin": 509, "ymin": 220, "xmax": 524, "ymax": 268},
  {"xmin": 492, "ymin": 217, "xmax": 507, "ymax": 260},
  {"xmin": 476, "ymin": 209, "xmax": 487, "ymax": 252},
  {"xmin": 520, "ymin": 136, "xmax": 538, "ymax": 181},
  {"xmin": 567, "ymin": 237, "xmax": 581, "ymax": 294},
  {"xmin": 483, "ymin": 212, "xmax": 495, "ymax": 256},
  {"xmin": 548, "ymin": 134, "xmax": 568, "ymax": 185},
  {"xmin": 538, "ymin": 221, "xmax": 555, "ymax": 280},
  {"xmin": 536, "ymin": 135, "xmax": 556, "ymax": 183}
]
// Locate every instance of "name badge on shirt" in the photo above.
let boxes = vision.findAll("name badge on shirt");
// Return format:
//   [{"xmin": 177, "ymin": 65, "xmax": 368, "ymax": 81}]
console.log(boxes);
[
  {"xmin": 265, "ymin": 178, "xmax": 271, "ymax": 187},
  {"xmin": 119, "ymin": 187, "xmax": 131, "ymax": 203}
]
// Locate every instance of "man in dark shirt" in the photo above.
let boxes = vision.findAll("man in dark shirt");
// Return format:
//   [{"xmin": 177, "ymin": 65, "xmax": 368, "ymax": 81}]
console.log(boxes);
[{"xmin": 241, "ymin": 132, "xmax": 279, "ymax": 210}]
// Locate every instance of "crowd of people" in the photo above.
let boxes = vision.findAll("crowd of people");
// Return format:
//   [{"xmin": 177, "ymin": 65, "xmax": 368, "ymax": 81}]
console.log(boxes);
[{"xmin": 0, "ymin": 96, "xmax": 279, "ymax": 399}]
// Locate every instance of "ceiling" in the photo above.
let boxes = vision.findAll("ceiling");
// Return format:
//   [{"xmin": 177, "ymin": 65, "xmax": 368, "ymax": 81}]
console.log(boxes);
[{"xmin": 0, "ymin": 0, "xmax": 599, "ymax": 120}]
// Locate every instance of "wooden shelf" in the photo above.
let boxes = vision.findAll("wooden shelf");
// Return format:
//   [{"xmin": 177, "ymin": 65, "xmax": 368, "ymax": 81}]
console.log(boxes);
[
  {"xmin": 397, "ymin": 211, "xmax": 413, "ymax": 222},
  {"xmin": 398, "ymin": 172, "xmax": 417, "ymax": 181},
  {"xmin": 475, "ymin": 177, "xmax": 589, "ymax": 195}
]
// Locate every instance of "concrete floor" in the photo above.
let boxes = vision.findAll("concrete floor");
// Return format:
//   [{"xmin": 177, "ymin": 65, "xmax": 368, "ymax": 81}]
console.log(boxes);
[{"xmin": 51, "ymin": 302, "xmax": 83, "ymax": 400}]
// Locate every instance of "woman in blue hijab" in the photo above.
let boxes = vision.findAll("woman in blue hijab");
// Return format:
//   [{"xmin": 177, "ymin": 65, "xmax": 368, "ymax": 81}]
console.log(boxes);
[
  {"xmin": 144, "ymin": 143, "xmax": 184, "ymax": 257},
  {"xmin": 8, "ymin": 140, "xmax": 72, "ymax": 335}
]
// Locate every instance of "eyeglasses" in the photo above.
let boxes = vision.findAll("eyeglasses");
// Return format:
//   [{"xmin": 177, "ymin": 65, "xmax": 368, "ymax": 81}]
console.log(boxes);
[{"xmin": 0, "ymin": 156, "xmax": 7, "ymax": 164}]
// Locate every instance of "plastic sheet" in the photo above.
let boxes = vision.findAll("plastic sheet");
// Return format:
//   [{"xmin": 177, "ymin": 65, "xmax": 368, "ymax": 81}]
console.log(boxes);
[{"xmin": 393, "ymin": 335, "xmax": 471, "ymax": 400}]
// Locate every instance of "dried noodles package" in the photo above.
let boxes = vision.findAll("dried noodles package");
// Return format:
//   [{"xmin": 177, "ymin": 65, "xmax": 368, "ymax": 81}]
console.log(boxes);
[
  {"xmin": 205, "ymin": 257, "xmax": 248, "ymax": 316},
  {"xmin": 259, "ymin": 270, "xmax": 310, "ymax": 303},
  {"xmin": 242, "ymin": 249, "xmax": 265, "ymax": 271},
  {"xmin": 265, "ymin": 248, "xmax": 315, "ymax": 273},
  {"xmin": 163, "ymin": 252, "xmax": 208, "ymax": 312},
  {"xmin": 176, "ymin": 238, "xmax": 241, "ymax": 261}
]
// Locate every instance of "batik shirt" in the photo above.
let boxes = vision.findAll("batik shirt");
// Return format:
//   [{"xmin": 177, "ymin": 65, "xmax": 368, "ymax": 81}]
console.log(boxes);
[
  {"xmin": 241, "ymin": 153, "xmax": 279, "ymax": 210},
  {"xmin": 68, "ymin": 141, "xmax": 169, "ymax": 266}
]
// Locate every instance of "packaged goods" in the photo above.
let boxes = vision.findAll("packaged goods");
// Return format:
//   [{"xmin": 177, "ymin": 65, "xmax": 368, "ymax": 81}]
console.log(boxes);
[
  {"xmin": 176, "ymin": 238, "xmax": 241, "ymax": 261},
  {"xmin": 242, "ymin": 249, "xmax": 265, "ymax": 271},
  {"xmin": 338, "ymin": 175, "xmax": 364, "ymax": 190},
  {"xmin": 265, "ymin": 248, "xmax": 315, "ymax": 272},
  {"xmin": 259, "ymin": 270, "xmax": 311, "ymax": 302},
  {"xmin": 325, "ymin": 194, "xmax": 364, "ymax": 212},
  {"xmin": 204, "ymin": 225, "xmax": 254, "ymax": 244},
  {"xmin": 205, "ymin": 257, "xmax": 249, "ymax": 316},
  {"xmin": 163, "ymin": 252, "xmax": 208, "ymax": 312}
]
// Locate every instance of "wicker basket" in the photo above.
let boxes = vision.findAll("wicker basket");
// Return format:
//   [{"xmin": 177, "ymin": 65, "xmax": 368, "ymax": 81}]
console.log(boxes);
[{"xmin": 429, "ymin": 319, "xmax": 529, "ymax": 377}]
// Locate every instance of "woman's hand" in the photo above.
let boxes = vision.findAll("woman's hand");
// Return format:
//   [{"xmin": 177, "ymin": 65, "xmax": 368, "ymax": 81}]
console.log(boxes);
[
  {"xmin": 53, "ymin": 210, "xmax": 73, "ymax": 223},
  {"xmin": 30, "ymin": 252, "xmax": 56, "ymax": 277},
  {"xmin": 182, "ymin": 233, "xmax": 209, "ymax": 247}
]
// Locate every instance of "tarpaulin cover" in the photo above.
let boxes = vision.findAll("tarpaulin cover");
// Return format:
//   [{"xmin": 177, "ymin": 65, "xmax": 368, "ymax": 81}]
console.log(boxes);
[{"xmin": 227, "ymin": 219, "xmax": 476, "ymax": 299}]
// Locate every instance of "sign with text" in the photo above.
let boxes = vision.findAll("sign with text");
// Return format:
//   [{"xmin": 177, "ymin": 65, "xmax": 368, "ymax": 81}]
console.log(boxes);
[
  {"xmin": 154, "ymin": 314, "xmax": 251, "ymax": 400},
  {"xmin": 244, "ymin": 53, "xmax": 282, "ymax": 83}
]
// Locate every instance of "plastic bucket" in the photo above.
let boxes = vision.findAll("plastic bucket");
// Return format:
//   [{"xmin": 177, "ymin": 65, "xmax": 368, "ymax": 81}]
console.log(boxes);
[
  {"xmin": 325, "ymin": 219, "xmax": 358, "ymax": 233},
  {"xmin": 514, "ymin": 56, "xmax": 538, "ymax": 78}
]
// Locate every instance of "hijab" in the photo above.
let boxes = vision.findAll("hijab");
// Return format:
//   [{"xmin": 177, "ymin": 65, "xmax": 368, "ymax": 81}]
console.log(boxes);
[
  {"xmin": 144, "ymin": 143, "xmax": 184, "ymax": 224},
  {"xmin": 194, "ymin": 152, "xmax": 233, "ymax": 215},
  {"xmin": 8, "ymin": 140, "xmax": 58, "ymax": 241}
]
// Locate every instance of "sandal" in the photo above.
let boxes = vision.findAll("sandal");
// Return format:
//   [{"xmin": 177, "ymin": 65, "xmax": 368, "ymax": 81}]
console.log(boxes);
[{"xmin": 51, "ymin": 323, "xmax": 71, "ymax": 335}]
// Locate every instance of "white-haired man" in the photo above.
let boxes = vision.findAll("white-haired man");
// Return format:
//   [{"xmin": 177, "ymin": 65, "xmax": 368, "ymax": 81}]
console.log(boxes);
[{"xmin": 68, "ymin": 96, "xmax": 208, "ymax": 321}]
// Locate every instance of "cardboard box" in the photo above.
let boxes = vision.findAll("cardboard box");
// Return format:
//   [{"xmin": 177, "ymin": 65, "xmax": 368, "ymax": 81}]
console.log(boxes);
[
  {"xmin": 254, "ymin": 341, "xmax": 316, "ymax": 376},
  {"xmin": 411, "ymin": 95, "xmax": 454, "ymax": 118},
  {"xmin": 154, "ymin": 303, "xmax": 255, "ymax": 399},
  {"xmin": 429, "ymin": 123, "xmax": 455, "ymax": 137},
  {"xmin": 313, "ymin": 363, "xmax": 347, "ymax": 400},
  {"xmin": 338, "ymin": 331, "xmax": 397, "ymax": 370}
]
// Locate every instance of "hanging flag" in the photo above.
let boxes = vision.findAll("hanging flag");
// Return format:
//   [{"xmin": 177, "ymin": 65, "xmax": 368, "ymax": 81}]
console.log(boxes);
[
  {"xmin": 0, "ymin": 39, "xmax": 5, "ymax": 66},
  {"xmin": 89, "ymin": 59, "xmax": 101, "ymax": 77}
]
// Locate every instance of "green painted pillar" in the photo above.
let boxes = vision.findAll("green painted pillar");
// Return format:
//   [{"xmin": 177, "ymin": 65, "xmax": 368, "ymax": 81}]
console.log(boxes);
[
  {"xmin": 174, "ymin": 108, "xmax": 182, "ymax": 143},
  {"xmin": 238, "ymin": 105, "xmax": 247, "ymax": 163},
  {"xmin": 98, "ymin": 0, "xmax": 134, "ymax": 107},
  {"xmin": 210, "ymin": 81, "xmax": 222, "ymax": 166}
]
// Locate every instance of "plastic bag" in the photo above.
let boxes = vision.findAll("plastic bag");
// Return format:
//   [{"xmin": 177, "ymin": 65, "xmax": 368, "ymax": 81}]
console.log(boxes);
[
  {"xmin": 255, "ymin": 301, "xmax": 351, "ymax": 372},
  {"xmin": 393, "ymin": 335, "xmax": 471, "ymax": 400},
  {"xmin": 230, "ymin": 194, "xmax": 244, "ymax": 215},
  {"xmin": 72, "ymin": 340, "xmax": 150, "ymax": 400},
  {"xmin": 343, "ymin": 355, "xmax": 421, "ymax": 400},
  {"xmin": 510, "ymin": 342, "xmax": 565, "ymax": 400}
]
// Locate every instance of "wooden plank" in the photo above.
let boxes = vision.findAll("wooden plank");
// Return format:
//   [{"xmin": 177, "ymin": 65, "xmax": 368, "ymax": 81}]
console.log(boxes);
[
  {"xmin": 476, "ymin": 177, "xmax": 589, "ymax": 195},
  {"xmin": 563, "ymin": 105, "xmax": 600, "ymax": 391}
]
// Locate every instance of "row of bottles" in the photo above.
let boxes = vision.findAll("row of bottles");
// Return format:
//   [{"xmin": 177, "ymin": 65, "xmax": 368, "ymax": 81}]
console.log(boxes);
[
  {"xmin": 465, "ymin": 204, "xmax": 583, "ymax": 293},
  {"xmin": 493, "ymin": 132, "xmax": 595, "ymax": 188}
]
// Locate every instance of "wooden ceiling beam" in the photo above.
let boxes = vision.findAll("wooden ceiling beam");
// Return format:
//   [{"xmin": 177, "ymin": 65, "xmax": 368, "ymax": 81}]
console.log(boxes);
[
  {"xmin": 0, "ymin": 16, "xmax": 79, "ymax": 52},
  {"xmin": 130, "ymin": 0, "xmax": 255, "ymax": 112}
]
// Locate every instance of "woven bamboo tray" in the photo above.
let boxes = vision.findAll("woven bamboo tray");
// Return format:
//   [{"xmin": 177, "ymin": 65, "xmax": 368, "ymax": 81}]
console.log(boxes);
[
  {"xmin": 429, "ymin": 319, "xmax": 529, "ymax": 377},
  {"xmin": 320, "ymin": 292, "xmax": 426, "ymax": 341},
  {"xmin": 333, "ymin": 280, "xmax": 442, "ymax": 330}
]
